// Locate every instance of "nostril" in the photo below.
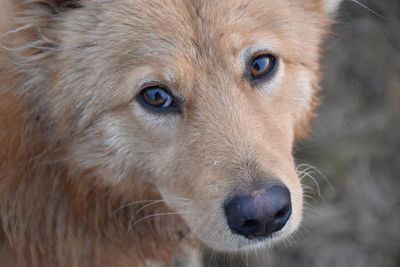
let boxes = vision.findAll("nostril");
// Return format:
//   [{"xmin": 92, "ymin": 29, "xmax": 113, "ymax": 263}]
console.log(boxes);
[
  {"xmin": 241, "ymin": 219, "xmax": 258, "ymax": 228},
  {"xmin": 275, "ymin": 209, "xmax": 286, "ymax": 218},
  {"xmin": 275, "ymin": 204, "xmax": 291, "ymax": 219},
  {"xmin": 272, "ymin": 204, "xmax": 292, "ymax": 232}
]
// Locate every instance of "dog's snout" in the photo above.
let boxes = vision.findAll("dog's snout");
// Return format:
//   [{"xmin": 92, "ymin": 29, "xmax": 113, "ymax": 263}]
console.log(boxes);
[{"xmin": 224, "ymin": 185, "xmax": 292, "ymax": 239}]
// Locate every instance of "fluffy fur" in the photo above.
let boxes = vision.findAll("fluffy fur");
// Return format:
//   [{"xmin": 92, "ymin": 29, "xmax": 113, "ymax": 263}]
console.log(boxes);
[{"xmin": 0, "ymin": 0, "xmax": 341, "ymax": 266}]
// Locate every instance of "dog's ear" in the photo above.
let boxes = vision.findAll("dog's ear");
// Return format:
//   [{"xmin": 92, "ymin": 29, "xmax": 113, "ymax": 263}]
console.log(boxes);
[{"xmin": 322, "ymin": 0, "xmax": 344, "ymax": 15}]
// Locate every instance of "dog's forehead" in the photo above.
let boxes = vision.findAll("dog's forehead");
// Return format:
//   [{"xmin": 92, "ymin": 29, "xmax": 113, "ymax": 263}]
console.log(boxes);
[
  {"xmin": 112, "ymin": 0, "xmax": 327, "ymax": 83},
  {"xmin": 116, "ymin": 0, "xmax": 299, "ymax": 55}
]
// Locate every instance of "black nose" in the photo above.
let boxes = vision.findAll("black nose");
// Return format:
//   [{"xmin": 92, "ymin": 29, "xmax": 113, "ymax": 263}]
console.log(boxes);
[{"xmin": 224, "ymin": 185, "xmax": 292, "ymax": 239}]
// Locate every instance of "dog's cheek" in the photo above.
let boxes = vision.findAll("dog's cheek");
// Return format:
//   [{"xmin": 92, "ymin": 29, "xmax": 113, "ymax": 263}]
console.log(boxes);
[
  {"xmin": 65, "ymin": 111, "xmax": 179, "ymax": 185},
  {"xmin": 281, "ymin": 66, "xmax": 320, "ymax": 141}
]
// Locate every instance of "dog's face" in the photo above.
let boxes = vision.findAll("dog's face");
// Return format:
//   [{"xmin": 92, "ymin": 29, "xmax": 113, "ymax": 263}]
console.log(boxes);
[{"xmin": 42, "ymin": 0, "xmax": 340, "ymax": 251}]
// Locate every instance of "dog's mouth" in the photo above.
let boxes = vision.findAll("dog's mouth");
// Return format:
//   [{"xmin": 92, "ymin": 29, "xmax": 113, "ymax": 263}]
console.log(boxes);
[
  {"xmin": 229, "ymin": 228, "xmax": 290, "ymax": 250},
  {"xmin": 188, "ymin": 219, "xmax": 295, "ymax": 252}
]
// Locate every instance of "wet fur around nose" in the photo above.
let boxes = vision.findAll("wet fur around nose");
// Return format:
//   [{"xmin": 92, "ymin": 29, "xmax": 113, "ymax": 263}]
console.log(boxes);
[{"xmin": 0, "ymin": 0, "xmax": 343, "ymax": 266}]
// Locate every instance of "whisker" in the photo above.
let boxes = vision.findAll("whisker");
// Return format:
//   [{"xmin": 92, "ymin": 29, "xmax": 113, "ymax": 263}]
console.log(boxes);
[
  {"xmin": 298, "ymin": 171, "xmax": 321, "ymax": 198},
  {"xmin": 0, "ymin": 23, "xmax": 35, "ymax": 39},
  {"xmin": 134, "ymin": 200, "xmax": 167, "ymax": 214},
  {"xmin": 349, "ymin": 0, "xmax": 383, "ymax": 17},
  {"xmin": 298, "ymin": 163, "xmax": 334, "ymax": 192},
  {"xmin": 111, "ymin": 200, "xmax": 163, "ymax": 215},
  {"xmin": 128, "ymin": 211, "xmax": 191, "ymax": 231},
  {"xmin": 134, "ymin": 199, "xmax": 191, "ymax": 214},
  {"xmin": 111, "ymin": 197, "xmax": 190, "ymax": 216}
]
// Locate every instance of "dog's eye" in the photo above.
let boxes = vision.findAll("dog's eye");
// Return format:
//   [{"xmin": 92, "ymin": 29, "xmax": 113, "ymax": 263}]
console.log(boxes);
[
  {"xmin": 137, "ymin": 86, "xmax": 179, "ymax": 112},
  {"xmin": 250, "ymin": 53, "xmax": 277, "ymax": 80}
]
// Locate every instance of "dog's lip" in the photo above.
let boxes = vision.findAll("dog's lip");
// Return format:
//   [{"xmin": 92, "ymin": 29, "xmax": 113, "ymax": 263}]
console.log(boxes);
[
  {"xmin": 232, "ymin": 227, "xmax": 282, "ymax": 241},
  {"xmin": 246, "ymin": 235, "xmax": 270, "ymax": 241},
  {"xmin": 234, "ymin": 230, "xmax": 284, "ymax": 250},
  {"xmin": 232, "ymin": 232, "xmax": 271, "ymax": 241},
  {"xmin": 236, "ymin": 239, "xmax": 266, "ymax": 250}
]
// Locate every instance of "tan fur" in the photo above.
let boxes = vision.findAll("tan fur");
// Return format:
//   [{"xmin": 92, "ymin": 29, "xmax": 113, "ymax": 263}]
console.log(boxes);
[{"xmin": 0, "ymin": 0, "xmax": 340, "ymax": 266}]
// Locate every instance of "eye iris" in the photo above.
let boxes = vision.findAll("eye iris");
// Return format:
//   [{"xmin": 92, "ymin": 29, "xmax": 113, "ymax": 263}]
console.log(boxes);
[
  {"xmin": 251, "ymin": 55, "xmax": 275, "ymax": 79},
  {"xmin": 138, "ymin": 86, "xmax": 179, "ymax": 112},
  {"xmin": 143, "ymin": 87, "xmax": 171, "ymax": 107}
]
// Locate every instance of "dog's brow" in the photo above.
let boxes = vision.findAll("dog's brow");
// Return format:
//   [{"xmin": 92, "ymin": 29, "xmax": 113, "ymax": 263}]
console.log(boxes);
[{"xmin": 163, "ymin": 69, "xmax": 176, "ymax": 84}]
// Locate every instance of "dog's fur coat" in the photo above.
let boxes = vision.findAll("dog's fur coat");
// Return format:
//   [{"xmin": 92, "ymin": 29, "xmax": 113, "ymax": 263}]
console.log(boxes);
[{"xmin": 0, "ymin": 0, "xmax": 342, "ymax": 266}]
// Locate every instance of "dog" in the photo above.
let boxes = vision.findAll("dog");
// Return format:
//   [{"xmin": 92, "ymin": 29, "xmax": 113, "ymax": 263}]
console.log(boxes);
[{"xmin": 0, "ymin": 0, "xmax": 343, "ymax": 266}]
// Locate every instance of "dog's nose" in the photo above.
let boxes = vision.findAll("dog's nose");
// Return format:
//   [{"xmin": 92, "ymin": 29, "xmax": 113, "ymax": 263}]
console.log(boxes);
[{"xmin": 224, "ymin": 185, "xmax": 292, "ymax": 239}]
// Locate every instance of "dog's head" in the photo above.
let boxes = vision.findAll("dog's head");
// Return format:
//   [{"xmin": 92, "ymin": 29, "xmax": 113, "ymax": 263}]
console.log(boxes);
[{"xmin": 16, "ymin": 0, "xmax": 342, "ymax": 251}]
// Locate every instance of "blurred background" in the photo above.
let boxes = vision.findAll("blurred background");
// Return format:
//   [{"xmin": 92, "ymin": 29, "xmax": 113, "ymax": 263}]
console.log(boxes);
[{"xmin": 205, "ymin": 0, "xmax": 400, "ymax": 266}]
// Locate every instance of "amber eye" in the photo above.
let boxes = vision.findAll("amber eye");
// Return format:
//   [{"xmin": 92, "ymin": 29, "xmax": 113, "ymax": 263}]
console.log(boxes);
[
  {"xmin": 137, "ymin": 86, "xmax": 178, "ymax": 112},
  {"xmin": 250, "ymin": 54, "xmax": 277, "ymax": 80}
]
